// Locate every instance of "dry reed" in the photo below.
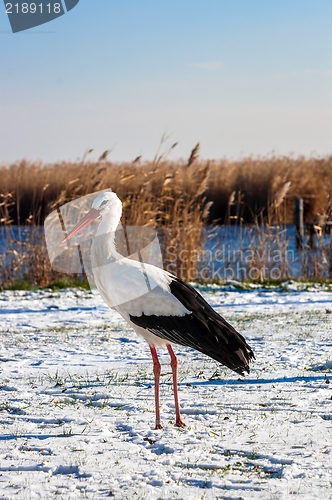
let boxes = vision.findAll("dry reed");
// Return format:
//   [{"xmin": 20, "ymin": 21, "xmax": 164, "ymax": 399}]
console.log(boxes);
[
  {"xmin": 1, "ymin": 154, "xmax": 332, "ymax": 225},
  {"xmin": 1, "ymin": 152, "xmax": 332, "ymax": 288},
  {"xmin": 0, "ymin": 149, "xmax": 212, "ymax": 287}
]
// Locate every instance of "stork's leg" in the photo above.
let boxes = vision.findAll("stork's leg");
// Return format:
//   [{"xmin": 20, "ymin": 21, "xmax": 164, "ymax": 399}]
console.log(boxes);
[
  {"xmin": 149, "ymin": 346, "xmax": 163, "ymax": 430},
  {"xmin": 167, "ymin": 344, "xmax": 185, "ymax": 427}
]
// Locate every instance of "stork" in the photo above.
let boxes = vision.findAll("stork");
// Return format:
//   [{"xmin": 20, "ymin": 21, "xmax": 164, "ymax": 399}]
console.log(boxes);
[{"xmin": 63, "ymin": 192, "xmax": 254, "ymax": 429}]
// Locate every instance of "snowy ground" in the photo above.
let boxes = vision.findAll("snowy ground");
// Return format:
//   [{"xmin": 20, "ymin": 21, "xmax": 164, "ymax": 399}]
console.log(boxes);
[{"xmin": 0, "ymin": 282, "xmax": 332, "ymax": 499}]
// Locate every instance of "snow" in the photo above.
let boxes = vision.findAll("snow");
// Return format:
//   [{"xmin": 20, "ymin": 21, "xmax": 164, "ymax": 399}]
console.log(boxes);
[{"xmin": 0, "ymin": 284, "xmax": 332, "ymax": 499}]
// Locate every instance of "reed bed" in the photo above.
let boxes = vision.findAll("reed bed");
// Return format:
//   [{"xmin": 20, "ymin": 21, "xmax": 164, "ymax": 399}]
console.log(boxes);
[
  {"xmin": 1, "ymin": 150, "xmax": 332, "ymax": 288},
  {"xmin": 1, "ymin": 153, "xmax": 332, "ymax": 225},
  {"xmin": 1, "ymin": 153, "xmax": 332, "ymax": 234},
  {"xmin": 0, "ymin": 146, "xmax": 211, "ymax": 287}
]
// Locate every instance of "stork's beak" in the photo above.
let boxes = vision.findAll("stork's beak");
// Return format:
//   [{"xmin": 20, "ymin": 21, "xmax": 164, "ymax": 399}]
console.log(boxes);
[{"xmin": 62, "ymin": 208, "xmax": 100, "ymax": 243}]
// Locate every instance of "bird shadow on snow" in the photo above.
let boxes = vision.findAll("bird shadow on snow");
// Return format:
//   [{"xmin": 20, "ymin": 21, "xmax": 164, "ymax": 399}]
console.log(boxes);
[
  {"xmin": 0, "ymin": 306, "xmax": 98, "ymax": 315},
  {"xmin": 0, "ymin": 433, "xmax": 80, "ymax": 441},
  {"xmin": 191, "ymin": 374, "xmax": 329, "ymax": 386}
]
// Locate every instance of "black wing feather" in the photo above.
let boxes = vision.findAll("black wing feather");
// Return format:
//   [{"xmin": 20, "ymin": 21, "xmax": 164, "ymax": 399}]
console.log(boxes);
[{"xmin": 130, "ymin": 278, "xmax": 255, "ymax": 376}]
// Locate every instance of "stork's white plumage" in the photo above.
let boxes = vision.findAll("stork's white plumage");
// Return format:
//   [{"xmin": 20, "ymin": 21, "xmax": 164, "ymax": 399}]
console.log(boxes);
[{"xmin": 63, "ymin": 192, "xmax": 255, "ymax": 429}]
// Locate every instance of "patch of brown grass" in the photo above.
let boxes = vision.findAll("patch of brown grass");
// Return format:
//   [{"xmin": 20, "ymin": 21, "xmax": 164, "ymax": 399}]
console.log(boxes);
[
  {"xmin": 1, "ymin": 153, "xmax": 332, "ymax": 226},
  {"xmin": 207, "ymin": 155, "xmax": 332, "ymax": 225},
  {"xmin": 1, "ymin": 152, "xmax": 332, "ymax": 287},
  {"xmin": 0, "ymin": 151, "xmax": 212, "ymax": 287}
]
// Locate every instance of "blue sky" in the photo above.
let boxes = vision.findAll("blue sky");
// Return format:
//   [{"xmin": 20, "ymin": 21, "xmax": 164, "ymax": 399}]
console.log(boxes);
[{"xmin": 1, "ymin": 0, "xmax": 331, "ymax": 163}]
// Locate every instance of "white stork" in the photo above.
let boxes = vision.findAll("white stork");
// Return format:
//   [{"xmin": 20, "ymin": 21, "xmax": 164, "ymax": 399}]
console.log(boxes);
[{"xmin": 63, "ymin": 192, "xmax": 254, "ymax": 429}]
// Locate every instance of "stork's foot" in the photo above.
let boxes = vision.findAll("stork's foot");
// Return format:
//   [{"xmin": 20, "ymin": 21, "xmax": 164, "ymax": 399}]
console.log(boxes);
[
  {"xmin": 175, "ymin": 419, "xmax": 186, "ymax": 428},
  {"xmin": 155, "ymin": 420, "xmax": 163, "ymax": 430}
]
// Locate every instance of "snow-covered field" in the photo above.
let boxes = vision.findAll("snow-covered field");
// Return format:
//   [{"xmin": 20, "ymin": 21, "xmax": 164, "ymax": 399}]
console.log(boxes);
[{"xmin": 1, "ymin": 283, "xmax": 332, "ymax": 499}]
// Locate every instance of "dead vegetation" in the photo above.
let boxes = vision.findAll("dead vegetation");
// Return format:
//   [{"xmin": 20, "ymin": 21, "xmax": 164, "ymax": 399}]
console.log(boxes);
[
  {"xmin": 1, "ymin": 150, "xmax": 332, "ymax": 288},
  {"xmin": 1, "ymin": 153, "xmax": 332, "ymax": 226},
  {"xmin": 207, "ymin": 155, "xmax": 332, "ymax": 226},
  {"xmin": 0, "ymin": 145, "xmax": 211, "ymax": 287}
]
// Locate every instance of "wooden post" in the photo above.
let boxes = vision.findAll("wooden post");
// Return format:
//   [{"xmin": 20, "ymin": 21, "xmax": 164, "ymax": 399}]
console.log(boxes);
[
  {"xmin": 295, "ymin": 199, "xmax": 304, "ymax": 250},
  {"xmin": 308, "ymin": 224, "xmax": 315, "ymax": 250}
]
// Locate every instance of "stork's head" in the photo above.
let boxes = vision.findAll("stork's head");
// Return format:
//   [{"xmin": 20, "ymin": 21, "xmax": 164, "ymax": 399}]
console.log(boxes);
[
  {"xmin": 92, "ymin": 191, "xmax": 122, "ymax": 215},
  {"xmin": 63, "ymin": 191, "xmax": 122, "ymax": 242}
]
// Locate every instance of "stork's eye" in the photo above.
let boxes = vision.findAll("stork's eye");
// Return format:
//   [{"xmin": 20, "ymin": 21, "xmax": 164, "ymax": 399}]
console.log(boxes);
[{"xmin": 99, "ymin": 200, "xmax": 108, "ymax": 209}]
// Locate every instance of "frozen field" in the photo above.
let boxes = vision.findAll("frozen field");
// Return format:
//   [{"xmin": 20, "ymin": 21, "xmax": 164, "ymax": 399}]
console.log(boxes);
[{"xmin": 0, "ymin": 282, "xmax": 332, "ymax": 499}]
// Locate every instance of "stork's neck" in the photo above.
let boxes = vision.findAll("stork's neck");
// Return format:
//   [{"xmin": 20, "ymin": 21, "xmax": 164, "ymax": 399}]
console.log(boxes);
[{"xmin": 95, "ymin": 210, "xmax": 122, "ymax": 259}]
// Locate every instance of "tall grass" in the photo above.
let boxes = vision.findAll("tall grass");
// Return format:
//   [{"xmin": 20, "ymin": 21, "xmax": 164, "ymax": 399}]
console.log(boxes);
[
  {"xmin": 0, "ymin": 146, "xmax": 211, "ymax": 287},
  {"xmin": 207, "ymin": 155, "xmax": 332, "ymax": 225},
  {"xmin": 1, "ymin": 151, "xmax": 332, "ymax": 288},
  {"xmin": 1, "ymin": 154, "xmax": 332, "ymax": 226}
]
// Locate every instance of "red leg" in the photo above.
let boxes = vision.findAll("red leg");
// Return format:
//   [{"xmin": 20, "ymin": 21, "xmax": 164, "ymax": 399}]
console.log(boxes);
[
  {"xmin": 167, "ymin": 345, "xmax": 185, "ymax": 427},
  {"xmin": 149, "ymin": 346, "xmax": 163, "ymax": 430}
]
